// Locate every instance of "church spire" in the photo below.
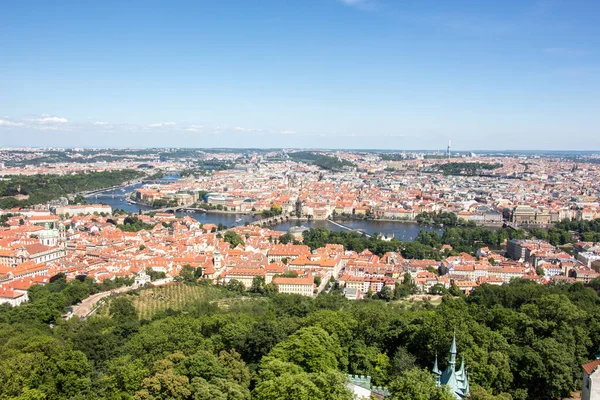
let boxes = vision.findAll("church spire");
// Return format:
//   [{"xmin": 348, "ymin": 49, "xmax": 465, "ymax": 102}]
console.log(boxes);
[
  {"xmin": 438, "ymin": 331, "xmax": 470, "ymax": 399},
  {"xmin": 432, "ymin": 352, "xmax": 441, "ymax": 375},
  {"xmin": 449, "ymin": 331, "xmax": 457, "ymax": 367}
]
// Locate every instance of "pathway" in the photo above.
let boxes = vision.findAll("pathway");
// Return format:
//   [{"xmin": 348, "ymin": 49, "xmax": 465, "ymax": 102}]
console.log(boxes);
[{"xmin": 71, "ymin": 285, "xmax": 136, "ymax": 319}]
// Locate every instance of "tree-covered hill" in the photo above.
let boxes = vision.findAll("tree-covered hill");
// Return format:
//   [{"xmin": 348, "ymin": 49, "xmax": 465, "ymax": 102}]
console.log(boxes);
[
  {"xmin": 288, "ymin": 151, "xmax": 355, "ymax": 170},
  {"xmin": 438, "ymin": 162, "xmax": 502, "ymax": 176},
  {"xmin": 0, "ymin": 170, "xmax": 143, "ymax": 209},
  {"xmin": 1, "ymin": 276, "xmax": 599, "ymax": 399}
]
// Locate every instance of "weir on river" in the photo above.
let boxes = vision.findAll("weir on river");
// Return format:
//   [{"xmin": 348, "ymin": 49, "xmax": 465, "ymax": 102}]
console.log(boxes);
[{"xmin": 327, "ymin": 219, "xmax": 372, "ymax": 238}]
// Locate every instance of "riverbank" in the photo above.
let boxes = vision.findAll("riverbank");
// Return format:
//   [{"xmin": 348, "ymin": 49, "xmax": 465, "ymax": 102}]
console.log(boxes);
[
  {"xmin": 331, "ymin": 215, "xmax": 506, "ymax": 228},
  {"xmin": 82, "ymin": 176, "xmax": 451, "ymax": 240},
  {"xmin": 81, "ymin": 179, "xmax": 144, "ymax": 196}
]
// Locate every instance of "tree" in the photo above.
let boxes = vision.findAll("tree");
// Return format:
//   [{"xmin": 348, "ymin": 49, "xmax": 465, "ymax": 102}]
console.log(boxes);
[
  {"xmin": 146, "ymin": 268, "xmax": 166, "ymax": 281},
  {"xmin": 251, "ymin": 276, "xmax": 266, "ymax": 294},
  {"xmin": 379, "ymin": 286, "xmax": 394, "ymax": 301},
  {"xmin": 449, "ymin": 282, "xmax": 463, "ymax": 297},
  {"xmin": 110, "ymin": 297, "xmax": 140, "ymax": 338},
  {"xmin": 429, "ymin": 283, "xmax": 447, "ymax": 295},
  {"xmin": 279, "ymin": 233, "xmax": 294, "ymax": 244},
  {"xmin": 226, "ymin": 279, "xmax": 246, "ymax": 294},
  {"xmin": 264, "ymin": 283, "xmax": 279, "ymax": 296},
  {"xmin": 265, "ymin": 326, "xmax": 342, "ymax": 373},
  {"xmin": 179, "ymin": 264, "xmax": 196, "ymax": 282},
  {"xmin": 72, "ymin": 194, "xmax": 87, "ymax": 205},
  {"xmin": 314, "ymin": 276, "xmax": 322, "ymax": 287},
  {"xmin": 391, "ymin": 347, "xmax": 416, "ymax": 377},
  {"xmin": 0, "ymin": 334, "xmax": 93, "ymax": 399},
  {"xmin": 253, "ymin": 372, "xmax": 324, "ymax": 400},
  {"xmin": 223, "ymin": 230, "xmax": 245, "ymax": 248},
  {"xmin": 389, "ymin": 368, "xmax": 455, "ymax": 400},
  {"xmin": 469, "ymin": 385, "xmax": 513, "ymax": 400},
  {"xmin": 135, "ymin": 359, "xmax": 191, "ymax": 400},
  {"xmin": 254, "ymin": 360, "xmax": 352, "ymax": 400}
]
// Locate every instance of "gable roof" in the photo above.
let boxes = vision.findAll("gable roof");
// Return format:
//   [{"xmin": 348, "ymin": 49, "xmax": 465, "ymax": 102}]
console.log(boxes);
[{"xmin": 583, "ymin": 359, "xmax": 600, "ymax": 375}]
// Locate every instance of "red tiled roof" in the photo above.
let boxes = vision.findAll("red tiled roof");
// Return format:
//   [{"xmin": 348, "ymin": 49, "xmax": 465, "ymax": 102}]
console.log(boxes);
[
  {"xmin": 273, "ymin": 274, "xmax": 314, "ymax": 285},
  {"xmin": 583, "ymin": 359, "xmax": 600, "ymax": 375}
]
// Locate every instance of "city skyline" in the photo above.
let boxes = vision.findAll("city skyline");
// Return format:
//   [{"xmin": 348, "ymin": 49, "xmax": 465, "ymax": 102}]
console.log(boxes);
[{"xmin": 1, "ymin": 0, "xmax": 599, "ymax": 149}]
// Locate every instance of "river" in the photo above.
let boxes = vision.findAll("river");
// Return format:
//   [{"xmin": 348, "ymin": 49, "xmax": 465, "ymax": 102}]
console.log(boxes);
[{"xmin": 86, "ymin": 174, "xmax": 442, "ymax": 241}]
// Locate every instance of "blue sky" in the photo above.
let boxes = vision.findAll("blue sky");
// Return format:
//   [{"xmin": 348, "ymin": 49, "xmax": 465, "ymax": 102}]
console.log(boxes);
[{"xmin": 1, "ymin": 0, "xmax": 599, "ymax": 150}]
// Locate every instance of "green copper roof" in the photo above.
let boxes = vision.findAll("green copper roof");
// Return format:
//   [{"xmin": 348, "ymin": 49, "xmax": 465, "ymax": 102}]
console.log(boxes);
[
  {"xmin": 450, "ymin": 334, "xmax": 457, "ymax": 355},
  {"xmin": 436, "ymin": 335, "xmax": 470, "ymax": 399}
]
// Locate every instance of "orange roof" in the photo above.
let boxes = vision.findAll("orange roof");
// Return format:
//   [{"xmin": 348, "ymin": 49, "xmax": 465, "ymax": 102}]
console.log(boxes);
[
  {"xmin": 29, "ymin": 215, "xmax": 59, "ymax": 221},
  {"xmin": 226, "ymin": 268, "xmax": 265, "ymax": 277},
  {"xmin": 273, "ymin": 274, "xmax": 314, "ymax": 285},
  {"xmin": 23, "ymin": 243, "xmax": 52, "ymax": 255},
  {"xmin": 0, "ymin": 288, "xmax": 25, "ymax": 299},
  {"xmin": 583, "ymin": 359, "xmax": 600, "ymax": 375}
]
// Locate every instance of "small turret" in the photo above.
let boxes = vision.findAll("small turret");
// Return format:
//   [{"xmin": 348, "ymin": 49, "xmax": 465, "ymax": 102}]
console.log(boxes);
[
  {"xmin": 433, "ymin": 353, "xmax": 441, "ymax": 386},
  {"xmin": 433, "ymin": 353, "xmax": 441, "ymax": 375},
  {"xmin": 449, "ymin": 332, "xmax": 457, "ymax": 367},
  {"xmin": 458, "ymin": 355, "xmax": 465, "ymax": 377}
]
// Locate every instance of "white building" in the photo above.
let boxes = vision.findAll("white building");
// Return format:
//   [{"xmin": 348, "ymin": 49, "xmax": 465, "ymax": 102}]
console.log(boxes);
[
  {"xmin": 54, "ymin": 204, "xmax": 112, "ymax": 216},
  {"xmin": 272, "ymin": 274, "xmax": 314, "ymax": 297},
  {"xmin": 582, "ymin": 357, "xmax": 600, "ymax": 400},
  {"xmin": 134, "ymin": 271, "xmax": 151, "ymax": 287},
  {"xmin": 0, "ymin": 288, "xmax": 28, "ymax": 307}
]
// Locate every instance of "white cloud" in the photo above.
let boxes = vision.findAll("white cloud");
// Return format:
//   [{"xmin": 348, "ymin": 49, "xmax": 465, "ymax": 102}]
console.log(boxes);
[
  {"xmin": 0, "ymin": 119, "xmax": 24, "ymax": 127},
  {"xmin": 148, "ymin": 121, "xmax": 176, "ymax": 128},
  {"xmin": 36, "ymin": 115, "xmax": 68, "ymax": 124},
  {"xmin": 93, "ymin": 121, "xmax": 109, "ymax": 126},
  {"xmin": 185, "ymin": 125, "xmax": 205, "ymax": 132},
  {"xmin": 0, "ymin": 115, "xmax": 69, "ymax": 129},
  {"xmin": 234, "ymin": 127, "xmax": 258, "ymax": 132},
  {"xmin": 280, "ymin": 130, "xmax": 297, "ymax": 135}
]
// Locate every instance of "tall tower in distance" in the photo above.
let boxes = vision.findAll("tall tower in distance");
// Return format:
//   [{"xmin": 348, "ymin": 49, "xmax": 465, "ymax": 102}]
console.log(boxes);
[{"xmin": 447, "ymin": 138, "xmax": 451, "ymax": 159}]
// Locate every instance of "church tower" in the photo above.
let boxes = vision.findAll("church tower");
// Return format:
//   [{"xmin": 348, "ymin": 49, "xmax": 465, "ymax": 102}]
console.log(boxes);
[
  {"xmin": 58, "ymin": 222, "xmax": 67, "ymax": 244},
  {"xmin": 213, "ymin": 246, "xmax": 223, "ymax": 271},
  {"xmin": 433, "ymin": 332, "xmax": 470, "ymax": 399},
  {"xmin": 295, "ymin": 197, "xmax": 303, "ymax": 217}
]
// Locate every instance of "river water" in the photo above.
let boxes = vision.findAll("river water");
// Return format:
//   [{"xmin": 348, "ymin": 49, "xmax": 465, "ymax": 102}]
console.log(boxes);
[{"xmin": 86, "ymin": 174, "xmax": 441, "ymax": 241}]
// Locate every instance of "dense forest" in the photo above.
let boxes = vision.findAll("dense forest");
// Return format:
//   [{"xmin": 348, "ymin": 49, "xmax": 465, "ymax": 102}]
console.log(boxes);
[
  {"xmin": 0, "ymin": 170, "xmax": 143, "ymax": 209},
  {"xmin": 532, "ymin": 218, "xmax": 600, "ymax": 245},
  {"xmin": 416, "ymin": 211, "xmax": 462, "ymax": 227},
  {"xmin": 1, "ymin": 276, "xmax": 600, "ymax": 399},
  {"xmin": 179, "ymin": 160, "xmax": 236, "ymax": 177},
  {"xmin": 379, "ymin": 153, "xmax": 404, "ymax": 161},
  {"xmin": 414, "ymin": 214, "xmax": 600, "ymax": 248},
  {"xmin": 301, "ymin": 227, "xmax": 527, "ymax": 259},
  {"xmin": 438, "ymin": 162, "xmax": 502, "ymax": 176},
  {"xmin": 288, "ymin": 152, "xmax": 356, "ymax": 170}
]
